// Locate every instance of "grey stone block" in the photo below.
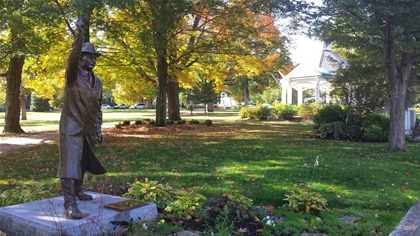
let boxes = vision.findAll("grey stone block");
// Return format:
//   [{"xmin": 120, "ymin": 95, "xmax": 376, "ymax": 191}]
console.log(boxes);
[{"xmin": 0, "ymin": 191, "xmax": 157, "ymax": 236}]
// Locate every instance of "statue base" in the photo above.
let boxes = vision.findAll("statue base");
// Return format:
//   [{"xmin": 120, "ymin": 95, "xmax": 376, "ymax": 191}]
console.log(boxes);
[{"xmin": 0, "ymin": 191, "xmax": 157, "ymax": 236}]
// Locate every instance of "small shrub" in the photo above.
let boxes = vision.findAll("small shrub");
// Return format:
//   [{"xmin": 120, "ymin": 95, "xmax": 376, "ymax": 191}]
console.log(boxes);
[
  {"xmin": 313, "ymin": 104, "xmax": 345, "ymax": 129},
  {"xmin": 361, "ymin": 113, "xmax": 390, "ymax": 142},
  {"xmin": 203, "ymin": 194, "xmax": 251, "ymax": 222},
  {"xmin": 317, "ymin": 121, "xmax": 347, "ymax": 139},
  {"xmin": 115, "ymin": 122, "xmax": 122, "ymax": 129},
  {"xmin": 166, "ymin": 119, "xmax": 174, "ymax": 125},
  {"xmin": 135, "ymin": 120, "xmax": 142, "ymax": 125},
  {"xmin": 176, "ymin": 119, "xmax": 186, "ymax": 124},
  {"xmin": 256, "ymin": 106, "xmax": 272, "ymax": 119},
  {"xmin": 298, "ymin": 103, "xmax": 322, "ymax": 120},
  {"xmin": 190, "ymin": 119, "xmax": 200, "ymax": 124},
  {"xmin": 122, "ymin": 120, "xmax": 130, "ymax": 126},
  {"xmin": 0, "ymin": 182, "xmax": 54, "ymax": 207},
  {"xmin": 143, "ymin": 118, "xmax": 152, "ymax": 124},
  {"xmin": 165, "ymin": 191, "xmax": 207, "ymax": 217},
  {"xmin": 204, "ymin": 119, "xmax": 213, "ymax": 126},
  {"xmin": 280, "ymin": 104, "xmax": 298, "ymax": 120},
  {"xmin": 123, "ymin": 178, "xmax": 174, "ymax": 209},
  {"xmin": 284, "ymin": 189, "xmax": 328, "ymax": 214},
  {"xmin": 239, "ymin": 106, "xmax": 258, "ymax": 118}
]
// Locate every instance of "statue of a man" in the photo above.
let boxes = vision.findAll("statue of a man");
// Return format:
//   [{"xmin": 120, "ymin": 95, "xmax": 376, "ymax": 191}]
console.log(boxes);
[{"xmin": 57, "ymin": 16, "xmax": 106, "ymax": 219}]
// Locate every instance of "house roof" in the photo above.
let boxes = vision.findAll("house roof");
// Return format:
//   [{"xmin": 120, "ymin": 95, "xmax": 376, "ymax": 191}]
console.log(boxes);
[{"xmin": 286, "ymin": 45, "xmax": 349, "ymax": 79}]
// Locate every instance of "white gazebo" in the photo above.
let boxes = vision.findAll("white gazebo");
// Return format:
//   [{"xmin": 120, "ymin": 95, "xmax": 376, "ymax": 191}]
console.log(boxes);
[{"xmin": 275, "ymin": 44, "xmax": 349, "ymax": 105}]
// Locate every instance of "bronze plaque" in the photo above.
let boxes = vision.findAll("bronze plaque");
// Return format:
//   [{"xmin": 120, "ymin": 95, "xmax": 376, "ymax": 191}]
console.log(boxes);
[{"xmin": 104, "ymin": 199, "xmax": 149, "ymax": 211}]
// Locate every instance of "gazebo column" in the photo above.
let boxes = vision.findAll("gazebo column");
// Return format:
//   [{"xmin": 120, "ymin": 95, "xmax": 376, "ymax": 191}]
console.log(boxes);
[
  {"xmin": 287, "ymin": 86, "xmax": 293, "ymax": 104},
  {"xmin": 315, "ymin": 84, "xmax": 320, "ymax": 103},
  {"xmin": 297, "ymin": 87, "xmax": 303, "ymax": 106},
  {"xmin": 281, "ymin": 82, "xmax": 287, "ymax": 104},
  {"xmin": 325, "ymin": 88, "xmax": 331, "ymax": 104}
]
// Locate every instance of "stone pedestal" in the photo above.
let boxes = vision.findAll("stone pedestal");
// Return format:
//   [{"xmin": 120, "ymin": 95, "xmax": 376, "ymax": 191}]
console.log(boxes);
[{"xmin": 0, "ymin": 191, "xmax": 157, "ymax": 236}]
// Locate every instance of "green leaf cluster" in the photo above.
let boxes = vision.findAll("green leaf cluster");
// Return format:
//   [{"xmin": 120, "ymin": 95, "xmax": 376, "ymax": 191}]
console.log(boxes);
[
  {"xmin": 123, "ymin": 178, "xmax": 174, "ymax": 209},
  {"xmin": 164, "ymin": 191, "xmax": 207, "ymax": 217},
  {"xmin": 0, "ymin": 182, "xmax": 54, "ymax": 207},
  {"xmin": 284, "ymin": 190, "xmax": 328, "ymax": 214}
]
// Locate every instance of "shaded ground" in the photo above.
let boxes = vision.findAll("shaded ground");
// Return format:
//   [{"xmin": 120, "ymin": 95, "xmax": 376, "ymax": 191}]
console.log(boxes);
[{"xmin": 0, "ymin": 131, "xmax": 59, "ymax": 154}]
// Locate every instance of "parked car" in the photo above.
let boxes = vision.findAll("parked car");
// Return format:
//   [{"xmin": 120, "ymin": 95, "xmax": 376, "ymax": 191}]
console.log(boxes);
[
  {"xmin": 217, "ymin": 104, "xmax": 231, "ymax": 109},
  {"xmin": 129, "ymin": 103, "xmax": 147, "ymax": 109},
  {"xmin": 262, "ymin": 103, "xmax": 274, "ymax": 108},
  {"xmin": 113, "ymin": 104, "xmax": 129, "ymax": 109},
  {"xmin": 101, "ymin": 104, "xmax": 111, "ymax": 109}
]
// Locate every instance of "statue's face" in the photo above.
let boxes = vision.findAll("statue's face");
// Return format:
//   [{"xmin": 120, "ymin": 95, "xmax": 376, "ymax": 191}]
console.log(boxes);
[{"xmin": 80, "ymin": 54, "xmax": 97, "ymax": 71}]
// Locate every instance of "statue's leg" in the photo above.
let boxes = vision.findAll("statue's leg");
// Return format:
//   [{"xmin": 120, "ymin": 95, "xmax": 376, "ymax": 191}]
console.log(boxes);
[
  {"xmin": 75, "ymin": 178, "xmax": 93, "ymax": 200},
  {"xmin": 76, "ymin": 141, "xmax": 93, "ymax": 200},
  {"xmin": 61, "ymin": 178, "xmax": 82, "ymax": 219}
]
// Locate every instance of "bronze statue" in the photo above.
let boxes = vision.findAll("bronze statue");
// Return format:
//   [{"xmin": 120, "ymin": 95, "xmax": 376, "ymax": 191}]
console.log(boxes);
[{"xmin": 57, "ymin": 15, "xmax": 106, "ymax": 219}]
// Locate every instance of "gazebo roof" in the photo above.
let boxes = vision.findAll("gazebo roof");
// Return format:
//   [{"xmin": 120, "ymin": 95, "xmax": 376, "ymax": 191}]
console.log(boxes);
[{"xmin": 286, "ymin": 45, "xmax": 349, "ymax": 79}]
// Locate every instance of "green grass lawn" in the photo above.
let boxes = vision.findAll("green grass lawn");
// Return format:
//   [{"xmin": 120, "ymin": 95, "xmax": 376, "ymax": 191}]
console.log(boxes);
[{"xmin": 0, "ymin": 110, "xmax": 419, "ymax": 235}]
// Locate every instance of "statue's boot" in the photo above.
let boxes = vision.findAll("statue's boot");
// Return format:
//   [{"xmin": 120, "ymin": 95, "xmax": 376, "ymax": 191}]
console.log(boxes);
[
  {"xmin": 75, "ymin": 179, "xmax": 93, "ymax": 200},
  {"xmin": 61, "ymin": 178, "xmax": 83, "ymax": 219}
]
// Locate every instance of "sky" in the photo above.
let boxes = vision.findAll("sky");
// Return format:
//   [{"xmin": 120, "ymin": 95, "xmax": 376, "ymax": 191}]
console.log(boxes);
[
  {"xmin": 288, "ymin": 0, "xmax": 324, "ymax": 65},
  {"xmin": 288, "ymin": 36, "xmax": 324, "ymax": 65}
]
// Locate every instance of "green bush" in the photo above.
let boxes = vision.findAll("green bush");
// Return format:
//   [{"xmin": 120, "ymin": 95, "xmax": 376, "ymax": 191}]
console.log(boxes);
[
  {"xmin": 166, "ymin": 119, "xmax": 174, "ymax": 125},
  {"xmin": 123, "ymin": 178, "xmax": 174, "ymax": 209},
  {"xmin": 204, "ymin": 119, "xmax": 213, "ymax": 126},
  {"xmin": 361, "ymin": 113, "xmax": 390, "ymax": 142},
  {"xmin": 176, "ymin": 119, "xmax": 186, "ymax": 124},
  {"xmin": 256, "ymin": 106, "xmax": 272, "ymax": 119},
  {"xmin": 313, "ymin": 104, "xmax": 345, "ymax": 129},
  {"xmin": 298, "ymin": 103, "xmax": 322, "ymax": 120},
  {"xmin": 165, "ymin": 191, "xmax": 207, "ymax": 217},
  {"xmin": 30, "ymin": 94, "xmax": 51, "ymax": 112},
  {"xmin": 122, "ymin": 120, "xmax": 130, "ymax": 126},
  {"xmin": 284, "ymin": 189, "xmax": 328, "ymax": 214},
  {"xmin": 135, "ymin": 120, "xmax": 142, "ymax": 125},
  {"xmin": 238, "ymin": 106, "xmax": 259, "ymax": 119},
  {"xmin": 317, "ymin": 121, "xmax": 347, "ymax": 139},
  {"xmin": 0, "ymin": 182, "xmax": 55, "ymax": 207},
  {"xmin": 190, "ymin": 119, "xmax": 200, "ymax": 124},
  {"xmin": 273, "ymin": 104, "xmax": 298, "ymax": 120},
  {"xmin": 203, "ymin": 194, "xmax": 251, "ymax": 222}
]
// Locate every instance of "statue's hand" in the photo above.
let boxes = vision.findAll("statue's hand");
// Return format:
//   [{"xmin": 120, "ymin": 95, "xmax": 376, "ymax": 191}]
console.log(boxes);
[
  {"xmin": 97, "ymin": 132, "xmax": 104, "ymax": 145},
  {"xmin": 75, "ymin": 14, "xmax": 84, "ymax": 33}
]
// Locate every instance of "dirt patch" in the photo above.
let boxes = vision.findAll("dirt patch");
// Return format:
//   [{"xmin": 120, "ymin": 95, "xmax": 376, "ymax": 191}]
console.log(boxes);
[{"xmin": 0, "ymin": 131, "xmax": 59, "ymax": 154}]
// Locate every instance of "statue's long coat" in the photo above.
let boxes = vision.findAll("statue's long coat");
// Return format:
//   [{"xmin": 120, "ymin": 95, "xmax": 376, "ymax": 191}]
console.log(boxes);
[{"xmin": 57, "ymin": 33, "xmax": 106, "ymax": 180}]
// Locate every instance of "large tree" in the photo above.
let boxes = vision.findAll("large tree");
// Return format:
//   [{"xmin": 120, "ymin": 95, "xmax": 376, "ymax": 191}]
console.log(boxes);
[
  {"xmin": 0, "ymin": 0, "xmax": 61, "ymax": 133},
  {"xmin": 315, "ymin": 0, "xmax": 420, "ymax": 151}
]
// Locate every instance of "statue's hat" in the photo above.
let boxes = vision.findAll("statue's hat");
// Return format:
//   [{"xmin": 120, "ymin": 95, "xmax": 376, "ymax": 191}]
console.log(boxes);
[{"xmin": 81, "ymin": 42, "xmax": 102, "ymax": 57}]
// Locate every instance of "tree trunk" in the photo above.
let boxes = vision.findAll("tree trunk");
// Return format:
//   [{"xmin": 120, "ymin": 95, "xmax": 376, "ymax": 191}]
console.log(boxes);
[
  {"xmin": 20, "ymin": 94, "xmax": 27, "ymax": 120},
  {"xmin": 385, "ymin": 38, "xmax": 414, "ymax": 150},
  {"xmin": 243, "ymin": 78, "xmax": 249, "ymax": 105},
  {"xmin": 155, "ymin": 55, "xmax": 168, "ymax": 127},
  {"xmin": 167, "ymin": 79, "xmax": 181, "ymax": 121},
  {"xmin": 4, "ymin": 57, "xmax": 25, "ymax": 133},
  {"xmin": 206, "ymin": 102, "xmax": 214, "ymax": 112}
]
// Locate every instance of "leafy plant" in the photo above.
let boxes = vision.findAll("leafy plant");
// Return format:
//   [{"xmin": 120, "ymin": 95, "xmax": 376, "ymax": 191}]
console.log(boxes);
[
  {"xmin": 317, "ymin": 121, "xmax": 347, "ymax": 139},
  {"xmin": 176, "ymin": 119, "xmax": 186, "ymax": 124},
  {"xmin": 122, "ymin": 120, "xmax": 130, "ymax": 126},
  {"xmin": 115, "ymin": 122, "xmax": 122, "ymax": 129},
  {"xmin": 204, "ymin": 119, "xmax": 213, "ymax": 126},
  {"xmin": 313, "ymin": 104, "xmax": 345, "ymax": 129},
  {"xmin": 284, "ymin": 190, "xmax": 328, "ymax": 214},
  {"xmin": 0, "ymin": 182, "xmax": 54, "ymax": 207},
  {"xmin": 123, "ymin": 178, "xmax": 174, "ymax": 209},
  {"xmin": 190, "ymin": 119, "xmax": 200, "ymax": 124},
  {"xmin": 256, "ymin": 106, "xmax": 272, "ymax": 119},
  {"xmin": 203, "ymin": 194, "xmax": 251, "ymax": 222},
  {"xmin": 135, "ymin": 120, "xmax": 142, "ymax": 125},
  {"xmin": 166, "ymin": 119, "xmax": 174, "ymax": 125},
  {"xmin": 361, "ymin": 113, "xmax": 390, "ymax": 141},
  {"xmin": 238, "ymin": 106, "xmax": 258, "ymax": 118},
  {"xmin": 165, "ymin": 190, "xmax": 207, "ymax": 217}
]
